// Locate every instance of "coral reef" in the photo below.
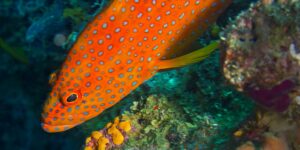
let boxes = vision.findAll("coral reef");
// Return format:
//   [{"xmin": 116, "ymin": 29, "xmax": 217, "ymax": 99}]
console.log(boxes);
[
  {"xmin": 85, "ymin": 91, "xmax": 254, "ymax": 149},
  {"xmin": 221, "ymin": 1, "xmax": 300, "ymax": 149},
  {"xmin": 221, "ymin": 0, "xmax": 300, "ymax": 112}
]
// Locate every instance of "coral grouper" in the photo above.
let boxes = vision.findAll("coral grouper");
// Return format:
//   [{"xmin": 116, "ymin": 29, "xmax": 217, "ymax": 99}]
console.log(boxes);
[{"xmin": 41, "ymin": 0, "xmax": 232, "ymax": 132}]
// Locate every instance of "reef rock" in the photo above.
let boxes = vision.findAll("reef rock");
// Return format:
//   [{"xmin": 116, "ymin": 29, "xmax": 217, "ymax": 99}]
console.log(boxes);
[{"xmin": 221, "ymin": 0, "xmax": 300, "ymax": 112}]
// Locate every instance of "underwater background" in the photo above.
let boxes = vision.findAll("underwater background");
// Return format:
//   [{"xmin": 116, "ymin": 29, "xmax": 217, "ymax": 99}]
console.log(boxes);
[{"xmin": 1, "ymin": 0, "xmax": 300, "ymax": 149}]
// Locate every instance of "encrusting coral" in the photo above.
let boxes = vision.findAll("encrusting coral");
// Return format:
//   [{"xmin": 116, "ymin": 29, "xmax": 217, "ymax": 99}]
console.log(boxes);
[
  {"xmin": 234, "ymin": 110, "xmax": 300, "ymax": 149},
  {"xmin": 122, "ymin": 95, "xmax": 193, "ymax": 149},
  {"xmin": 236, "ymin": 134, "xmax": 289, "ymax": 150},
  {"xmin": 84, "ymin": 115, "xmax": 132, "ymax": 150}
]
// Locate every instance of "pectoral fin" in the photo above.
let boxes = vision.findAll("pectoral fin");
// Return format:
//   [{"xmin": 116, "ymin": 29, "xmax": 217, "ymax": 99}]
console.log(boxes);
[{"xmin": 157, "ymin": 41, "xmax": 219, "ymax": 70}]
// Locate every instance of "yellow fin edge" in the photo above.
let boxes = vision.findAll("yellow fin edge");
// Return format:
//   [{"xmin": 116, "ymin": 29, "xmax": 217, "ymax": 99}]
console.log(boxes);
[{"xmin": 158, "ymin": 41, "xmax": 219, "ymax": 70}]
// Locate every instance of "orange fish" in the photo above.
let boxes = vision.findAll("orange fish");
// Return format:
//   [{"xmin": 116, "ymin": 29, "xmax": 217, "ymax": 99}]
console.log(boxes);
[{"xmin": 42, "ymin": 0, "xmax": 231, "ymax": 132}]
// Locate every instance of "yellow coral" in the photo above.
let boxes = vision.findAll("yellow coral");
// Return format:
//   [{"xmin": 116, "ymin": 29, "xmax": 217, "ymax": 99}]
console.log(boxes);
[
  {"xmin": 85, "ymin": 137, "xmax": 92, "ymax": 144},
  {"xmin": 118, "ymin": 120, "xmax": 131, "ymax": 133},
  {"xmin": 114, "ymin": 117, "xmax": 120, "ymax": 124},
  {"xmin": 97, "ymin": 136, "xmax": 109, "ymax": 150},
  {"xmin": 84, "ymin": 146, "xmax": 93, "ymax": 150},
  {"xmin": 106, "ymin": 115, "xmax": 132, "ymax": 145},
  {"xmin": 84, "ymin": 115, "xmax": 132, "ymax": 149},
  {"xmin": 91, "ymin": 131, "xmax": 103, "ymax": 140},
  {"xmin": 234, "ymin": 130, "xmax": 244, "ymax": 137},
  {"xmin": 108, "ymin": 124, "xmax": 124, "ymax": 145},
  {"xmin": 106, "ymin": 122, "xmax": 112, "ymax": 128}
]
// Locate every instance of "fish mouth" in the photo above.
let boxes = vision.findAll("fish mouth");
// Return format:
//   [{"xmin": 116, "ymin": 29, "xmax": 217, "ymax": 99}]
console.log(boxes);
[{"xmin": 41, "ymin": 122, "xmax": 80, "ymax": 133}]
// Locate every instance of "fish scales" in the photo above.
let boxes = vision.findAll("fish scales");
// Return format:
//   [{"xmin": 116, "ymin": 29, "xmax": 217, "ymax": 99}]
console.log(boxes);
[{"xmin": 42, "ymin": 0, "xmax": 231, "ymax": 132}]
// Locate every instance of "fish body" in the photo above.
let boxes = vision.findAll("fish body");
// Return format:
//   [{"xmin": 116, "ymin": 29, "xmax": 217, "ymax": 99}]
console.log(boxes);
[{"xmin": 42, "ymin": 0, "xmax": 231, "ymax": 132}]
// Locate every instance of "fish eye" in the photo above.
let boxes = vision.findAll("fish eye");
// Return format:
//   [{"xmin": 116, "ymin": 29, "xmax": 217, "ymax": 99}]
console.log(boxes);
[
  {"xmin": 67, "ymin": 94, "xmax": 78, "ymax": 102},
  {"xmin": 61, "ymin": 90, "xmax": 82, "ymax": 106}
]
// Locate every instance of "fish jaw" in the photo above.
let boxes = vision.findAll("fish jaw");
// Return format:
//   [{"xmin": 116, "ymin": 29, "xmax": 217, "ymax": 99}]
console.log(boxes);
[
  {"xmin": 41, "ymin": 101, "xmax": 98, "ymax": 132},
  {"xmin": 41, "ymin": 107, "xmax": 83, "ymax": 132}
]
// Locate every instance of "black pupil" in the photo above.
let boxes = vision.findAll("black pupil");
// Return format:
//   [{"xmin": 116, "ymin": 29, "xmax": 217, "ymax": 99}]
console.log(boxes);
[{"xmin": 67, "ymin": 94, "xmax": 77, "ymax": 102}]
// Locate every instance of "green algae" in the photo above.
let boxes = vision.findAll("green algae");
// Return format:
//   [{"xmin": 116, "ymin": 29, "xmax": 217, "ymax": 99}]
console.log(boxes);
[
  {"xmin": 123, "ymin": 95, "xmax": 193, "ymax": 149},
  {"xmin": 0, "ymin": 38, "xmax": 29, "ymax": 64},
  {"xmin": 63, "ymin": 7, "xmax": 88, "ymax": 24}
]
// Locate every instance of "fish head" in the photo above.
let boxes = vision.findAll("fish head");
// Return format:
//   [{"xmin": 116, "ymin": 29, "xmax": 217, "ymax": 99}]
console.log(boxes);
[{"xmin": 41, "ymin": 68, "xmax": 101, "ymax": 132}]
